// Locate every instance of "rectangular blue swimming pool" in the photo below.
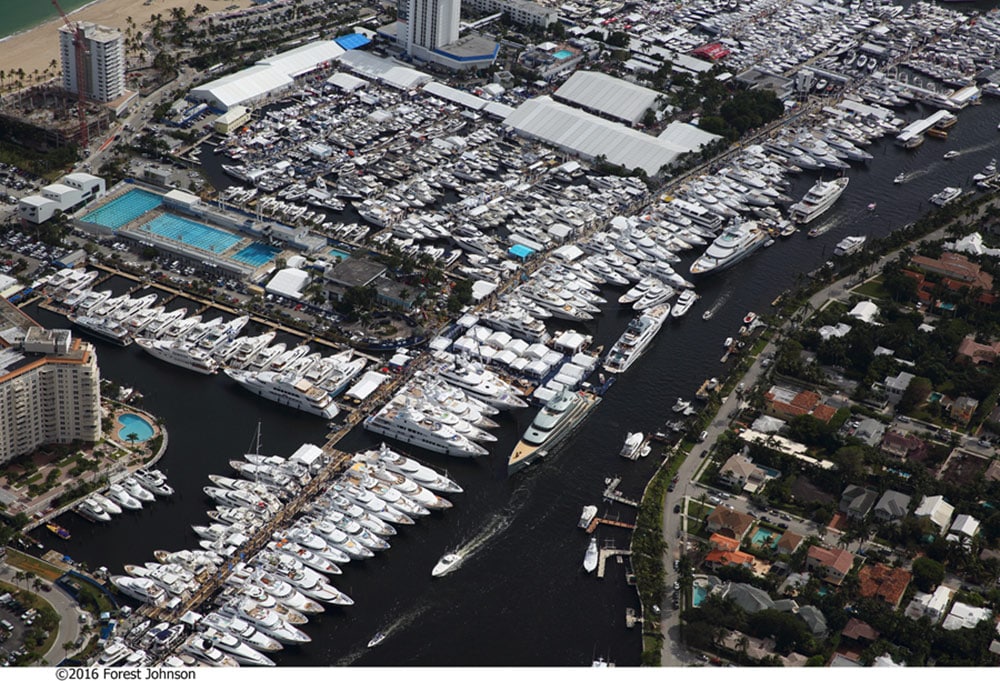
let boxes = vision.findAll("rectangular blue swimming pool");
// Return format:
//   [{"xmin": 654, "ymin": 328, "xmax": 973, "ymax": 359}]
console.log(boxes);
[
  {"xmin": 138, "ymin": 214, "xmax": 241, "ymax": 253},
  {"xmin": 80, "ymin": 189, "xmax": 163, "ymax": 230},
  {"xmin": 553, "ymin": 49, "xmax": 573, "ymax": 60},
  {"xmin": 328, "ymin": 248, "xmax": 351, "ymax": 262},
  {"xmin": 233, "ymin": 242, "xmax": 282, "ymax": 266}
]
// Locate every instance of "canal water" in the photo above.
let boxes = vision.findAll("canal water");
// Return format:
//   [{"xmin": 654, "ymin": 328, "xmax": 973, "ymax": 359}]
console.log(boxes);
[{"xmin": 26, "ymin": 93, "xmax": 1000, "ymax": 666}]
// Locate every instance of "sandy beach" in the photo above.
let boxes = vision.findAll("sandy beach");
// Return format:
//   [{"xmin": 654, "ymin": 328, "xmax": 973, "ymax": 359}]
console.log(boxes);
[{"xmin": 0, "ymin": 0, "xmax": 252, "ymax": 80}]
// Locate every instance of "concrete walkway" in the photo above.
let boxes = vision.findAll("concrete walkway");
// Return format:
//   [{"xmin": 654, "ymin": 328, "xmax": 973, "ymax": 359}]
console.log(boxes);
[{"xmin": 0, "ymin": 564, "xmax": 83, "ymax": 666}]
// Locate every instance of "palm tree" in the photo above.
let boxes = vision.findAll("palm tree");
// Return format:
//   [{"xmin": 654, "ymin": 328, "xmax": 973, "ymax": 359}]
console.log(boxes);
[
  {"xmin": 32, "ymin": 577, "xmax": 43, "ymax": 593},
  {"xmin": 13, "ymin": 570, "xmax": 25, "ymax": 588},
  {"xmin": 126, "ymin": 432, "xmax": 139, "ymax": 448}
]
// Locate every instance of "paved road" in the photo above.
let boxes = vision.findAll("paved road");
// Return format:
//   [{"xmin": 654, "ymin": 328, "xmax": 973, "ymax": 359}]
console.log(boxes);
[{"xmin": 0, "ymin": 564, "xmax": 83, "ymax": 666}]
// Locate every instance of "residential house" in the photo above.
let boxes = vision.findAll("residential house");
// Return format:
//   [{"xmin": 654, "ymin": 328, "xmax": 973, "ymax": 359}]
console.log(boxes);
[
  {"xmin": 909, "ymin": 252, "xmax": 994, "ymax": 290},
  {"xmin": 763, "ymin": 384, "xmax": 839, "ymax": 423},
  {"xmin": 806, "ymin": 545, "xmax": 855, "ymax": 586},
  {"xmin": 798, "ymin": 605, "xmax": 828, "ymax": 637},
  {"xmin": 950, "ymin": 396, "xmax": 979, "ymax": 426},
  {"xmin": 719, "ymin": 582, "xmax": 775, "ymax": 613},
  {"xmin": 708, "ymin": 533, "xmax": 742, "ymax": 552},
  {"xmin": 957, "ymin": 335, "xmax": 1000, "ymax": 366},
  {"xmin": 854, "ymin": 418, "xmax": 886, "ymax": 447},
  {"xmin": 848, "ymin": 300, "xmax": 879, "ymax": 323},
  {"xmin": 904, "ymin": 585, "xmax": 954, "ymax": 623},
  {"xmin": 942, "ymin": 601, "xmax": 992, "ymax": 631},
  {"xmin": 858, "ymin": 564, "xmax": 912, "ymax": 609},
  {"xmin": 841, "ymin": 618, "xmax": 879, "ymax": 645},
  {"xmin": 718, "ymin": 453, "xmax": 768, "ymax": 491},
  {"xmin": 948, "ymin": 514, "xmax": 981, "ymax": 540},
  {"xmin": 883, "ymin": 371, "xmax": 915, "ymax": 406},
  {"xmin": 840, "ymin": 485, "xmax": 878, "ymax": 520},
  {"xmin": 880, "ymin": 430, "xmax": 928, "ymax": 459},
  {"xmin": 915, "ymin": 495, "xmax": 955, "ymax": 534},
  {"xmin": 873, "ymin": 490, "xmax": 912, "ymax": 523},
  {"xmin": 704, "ymin": 549, "xmax": 755, "ymax": 571},
  {"xmin": 775, "ymin": 531, "xmax": 804, "ymax": 556},
  {"xmin": 705, "ymin": 507, "xmax": 755, "ymax": 541}
]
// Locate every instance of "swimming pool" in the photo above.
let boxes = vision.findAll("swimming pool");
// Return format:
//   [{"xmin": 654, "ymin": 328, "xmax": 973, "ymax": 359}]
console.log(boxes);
[
  {"xmin": 752, "ymin": 528, "xmax": 778, "ymax": 547},
  {"xmin": 233, "ymin": 242, "xmax": 282, "ymax": 266},
  {"xmin": 553, "ymin": 49, "xmax": 573, "ymax": 60},
  {"xmin": 81, "ymin": 189, "xmax": 163, "ymax": 230},
  {"xmin": 139, "ymin": 214, "xmax": 241, "ymax": 254},
  {"xmin": 328, "ymin": 248, "xmax": 351, "ymax": 262},
  {"xmin": 692, "ymin": 585, "xmax": 707, "ymax": 607},
  {"xmin": 117, "ymin": 413, "xmax": 154, "ymax": 442}
]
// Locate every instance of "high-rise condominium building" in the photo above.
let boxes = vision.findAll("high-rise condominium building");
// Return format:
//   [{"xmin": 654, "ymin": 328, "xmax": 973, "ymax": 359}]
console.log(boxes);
[{"xmin": 59, "ymin": 22, "xmax": 125, "ymax": 103}]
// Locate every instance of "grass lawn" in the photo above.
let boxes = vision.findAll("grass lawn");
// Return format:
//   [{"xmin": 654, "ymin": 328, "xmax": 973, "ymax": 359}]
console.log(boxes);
[
  {"xmin": 853, "ymin": 277, "xmax": 888, "ymax": 299},
  {"xmin": 4, "ymin": 549, "xmax": 66, "ymax": 582},
  {"xmin": 687, "ymin": 500, "xmax": 714, "ymax": 522}
]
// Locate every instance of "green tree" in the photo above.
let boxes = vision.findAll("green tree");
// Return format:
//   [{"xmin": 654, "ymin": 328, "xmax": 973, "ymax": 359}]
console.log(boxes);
[
  {"xmin": 911, "ymin": 556, "xmax": 945, "ymax": 592},
  {"xmin": 898, "ymin": 376, "xmax": 933, "ymax": 414}
]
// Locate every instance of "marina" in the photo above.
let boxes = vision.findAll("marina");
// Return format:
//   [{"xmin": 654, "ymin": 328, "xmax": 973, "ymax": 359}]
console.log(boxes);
[{"xmin": 4, "ymin": 0, "xmax": 1000, "ymax": 669}]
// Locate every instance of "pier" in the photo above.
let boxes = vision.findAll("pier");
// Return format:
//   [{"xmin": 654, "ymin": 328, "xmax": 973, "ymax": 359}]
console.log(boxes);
[
  {"xmin": 585, "ymin": 516, "xmax": 636, "ymax": 534},
  {"xmin": 602, "ymin": 477, "xmax": 639, "ymax": 508},
  {"xmin": 595, "ymin": 547, "xmax": 632, "ymax": 579}
]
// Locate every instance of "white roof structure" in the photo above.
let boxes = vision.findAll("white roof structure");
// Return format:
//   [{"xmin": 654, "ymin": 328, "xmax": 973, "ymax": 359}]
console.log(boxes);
[
  {"xmin": 915, "ymin": 495, "xmax": 955, "ymax": 532},
  {"xmin": 942, "ymin": 602, "xmax": 992, "ymax": 631},
  {"xmin": 191, "ymin": 41, "xmax": 345, "ymax": 111},
  {"xmin": 658, "ymin": 121, "xmax": 723, "ymax": 151},
  {"xmin": 949, "ymin": 514, "xmax": 981, "ymax": 537},
  {"xmin": 289, "ymin": 443, "xmax": 324, "ymax": 467},
  {"xmin": 483, "ymin": 101, "xmax": 515, "ymax": 119},
  {"xmin": 265, "ymin": 268, "xmax": 310, "ymax": 300},
  {"xmin": 504, "ymin": 96, "xmax": 685, "ymax": 176},
  {"xmin": 554, "ymin": 71, "xmax": 659, "ymax": 125},
  {"xmin": 327, "ymin": 72, "xmax": 368, "ymax": 92},
  {"xmin": 345, "ymin": 370, "xmax": 389, "ymax": 401},
  {"xmin": 848, "ymin": 300, "xmax": 879, "ymax": 323},
  {"xmin": 336, "ymin": 51, "xmax": 432, "ymax": 90},
  {"xmin": 905, "ymin": 585, "xmax": 953, "ymax": 623},
  {"xmin": 423, "ymin": 82, "xmax": 488, "ymax": 111}
]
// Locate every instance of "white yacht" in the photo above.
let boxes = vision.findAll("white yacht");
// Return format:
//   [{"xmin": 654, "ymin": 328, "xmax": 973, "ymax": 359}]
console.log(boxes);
[
  {"xmin": 199, "ymin": 613, "xmax": 284, "ymax": 653},
  {"xmin": 136, "ymin": 337, "xmax": 219, "ymax": 374},
  {"xmin": 358, "ymin": 443, "xmax": 463, "ymax": 494},
  {"xmin": 671, "ymin": 290, "xmax": 699, "ymax": 318},
  {"xmin": 364, "ymin": 405, "xmax": 490, "ymax": 457},
  {"xmin": 930, "ymin": 186, "xmax": 962, "ymax": 206},
  {"xmin": 689, "ymin": 221, "xmax": 769, "ymax": 275},
  {"xmin": 788, "ymin": 177, "xmax": 850, "ymax": 224},
  {"xmin": 68, "ymin": 314, "xmax": 132, "ymax": 346},
  {"xmin": 77, "ymin": 497, "xmax": 112, "ymax": 522},
  {"xmin": 619, "ymin": 432, "xmax": 650, "ymax": 460},
  {"xmin": 110, "ymin": 575, "xmax": 168, "ymax": 606},
  {"xmin": 508, "ymin": 389, "xmax": 602, "ymax": 474},
  {"xmin": 480, "ymin": 307, "xmax": 551, "ymax": 344},
  {"xmin": 834, "ymin": 235, "xmax": 867, "ymax": 256},
  {"xmin": 179, "ymin": 635, "xmax": 240, "ymax": 667},
  {"xmin": 431, "ymin": 552, "xmax": 463, "ymax": 578},
  {"xmin": 224, "ymin": 369, "xmax": 339, "ymax": 419},
  {"xmin": 144, "ymin": 308, "xmax": 188, "ymax": 338},
  {"xmin": 583, "ymin": 538, "xmax": 599, "ymax": 573},
  {"xmin": 436, "ymin": 358, "xmax": 528, "ymax": 410},
  {"xmin": 603, "ymin": 304, "xmax": 670, "ymax": 375}
]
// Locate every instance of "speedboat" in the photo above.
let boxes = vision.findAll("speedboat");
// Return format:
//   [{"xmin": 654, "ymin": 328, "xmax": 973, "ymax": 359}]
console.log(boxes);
[
  {"xmin": 432, "ymin": 552, "xmax": 463, "ymax": 577},
  {"xmin": 367, "ymin": 631, "xmax": 387, "ymax": 648},
  {"xmin": 583, "ymin": 538, "xmax": 599, "ymax": 573}
]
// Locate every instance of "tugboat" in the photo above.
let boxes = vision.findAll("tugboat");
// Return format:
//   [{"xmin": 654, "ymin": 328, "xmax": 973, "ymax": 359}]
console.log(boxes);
[{"xmin": 46, "ymin": 523, "xmax": 71, "ymax": 540}]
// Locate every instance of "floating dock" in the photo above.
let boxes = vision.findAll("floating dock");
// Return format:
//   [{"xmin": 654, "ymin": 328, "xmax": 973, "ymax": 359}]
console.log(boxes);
[{"xmin": 602, "ymin": 476, "xmax": 639, "ymax": 507}]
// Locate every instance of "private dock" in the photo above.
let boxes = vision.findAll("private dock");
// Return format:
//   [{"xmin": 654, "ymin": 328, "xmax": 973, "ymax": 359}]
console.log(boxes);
[
  {"xmin": 602, "ymin": 476, "xmax": 639, "ymax": 508},
  {"xmin": 596, "ymin": 547, "xmax": 632, "ymax": 579},
  {"xmin": 585, "ymin": 516, "xmax": 636, "ymax": 534}
]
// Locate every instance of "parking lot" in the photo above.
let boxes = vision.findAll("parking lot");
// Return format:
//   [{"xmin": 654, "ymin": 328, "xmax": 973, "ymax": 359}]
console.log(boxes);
[{"xmin": 0, "ymin": 592, "xmax": 31, "ymax": 667}]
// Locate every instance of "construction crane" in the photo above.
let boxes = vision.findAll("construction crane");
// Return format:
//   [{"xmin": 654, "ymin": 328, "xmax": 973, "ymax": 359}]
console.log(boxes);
[{"xmin": 51, "ymin": 0, "xmax": 89, "ymax": 149}]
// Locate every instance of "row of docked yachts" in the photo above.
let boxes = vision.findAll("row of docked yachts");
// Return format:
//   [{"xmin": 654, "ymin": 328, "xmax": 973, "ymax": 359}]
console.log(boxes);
[
  {"xmin": 50, "ymin": 278, "xmax": 368, "ymax": 419},
  {"xmin": 103, "ymin": 443, "xmax": 461, "ymax": 667},
  {"xmin": 76, "ymin": 469, "xmax": 174, "ymax": 523}
]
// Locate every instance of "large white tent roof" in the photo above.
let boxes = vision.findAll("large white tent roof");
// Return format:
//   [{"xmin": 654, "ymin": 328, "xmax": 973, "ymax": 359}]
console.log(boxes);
[
  {"xmin": 658, "ymin": 120, "xmax": 722, "ymax": 152},
  {"xmin": 191, "ymin": 41, "xmax": 345, "ymax": 111},
  {"xmin": 336, "ymin": 51, "xmax": 432, "ymax": 90},
  {"xmin": 422, "ymin": 82, "xmax": 487, "ymax": 111},
  {"xmin": 504, "ymin": 96, "xmax": 684, "ymax": 176},
  {"xmin": 554, "ymin": 71, "xmax": 659, "ymax": 124}
]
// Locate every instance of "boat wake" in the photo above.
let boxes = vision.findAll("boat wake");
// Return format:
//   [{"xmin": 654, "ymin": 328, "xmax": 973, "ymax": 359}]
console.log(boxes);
[
  {"xmin": 897, "ymin": 168, "xmax": 929, "ymax": 184},
  {"xmin": 959, "ymin": 141, "xmax": 995, "ymax": 156},
  {"xmin": 339, "ymin": 603, "xmax": 434, "ymax": 662},
  {"xmin": 703, "ymin": 287, "xmax": 732, "ymax": 320},
  {"xmin": 448, "ymin": 508, "xmax": 518, "ymax": 566}
]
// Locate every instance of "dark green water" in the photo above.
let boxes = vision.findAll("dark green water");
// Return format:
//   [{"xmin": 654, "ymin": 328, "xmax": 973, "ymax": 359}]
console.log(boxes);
[{"xmin": 0, "ymin": 0, "xmax": 102, "ymax": 41}]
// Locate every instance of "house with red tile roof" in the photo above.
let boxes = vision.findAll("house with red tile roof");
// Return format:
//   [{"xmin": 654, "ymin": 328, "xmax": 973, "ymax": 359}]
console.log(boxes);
[
  {"xmin": 704, "ymin": 549, "xmax": 755, "ymax": 571},
  {"xmin": 806, "ymin": 545, "xmax": 855, "ymax": 585},
  {"xmin": 957, "ymin": 335, "xmax": 1000, "ymax": 365},
  {"xmin": 858, "ymin": 564, "xmax": 912, "ymax": 610},
  {"xmin": 706, "ymin": 507, "xmax": 755, "ymax": 541},
  {"xmin": 880, "ymin": 429, "xmax": 928, "ymax": 460},
  {"xmin": 776, "ymin": 531, "xmax": 804, "ymax": 555},
  {"xmin": 708, "ymin": 533, "xmax": 742, "ymax": 552}
]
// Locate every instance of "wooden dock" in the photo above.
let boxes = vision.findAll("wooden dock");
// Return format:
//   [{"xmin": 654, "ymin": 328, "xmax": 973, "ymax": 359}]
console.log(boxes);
[
  {"xmin": 596, "ymin": 548, "xmax": 631, "ymax": 579},
  {"xmin": 585, "ymin": 516, "xmax": 636, "ymax": 534},
  {"xmin": 602, "ymin": 476, "xmax": 639, "ymax": 508}
]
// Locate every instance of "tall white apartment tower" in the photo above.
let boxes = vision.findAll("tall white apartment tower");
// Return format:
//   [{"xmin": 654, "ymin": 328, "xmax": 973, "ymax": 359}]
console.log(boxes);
[
  {"xmin": 398, "ymin": 0, "xmax": 461, "ymax": 55},
  {"xmin": 0, "ymin": 303, "xmax": 102, "ymax": 465},
  {"xmin": 59, "ymin": 22, "xmax": 125, "ymax": 102}
]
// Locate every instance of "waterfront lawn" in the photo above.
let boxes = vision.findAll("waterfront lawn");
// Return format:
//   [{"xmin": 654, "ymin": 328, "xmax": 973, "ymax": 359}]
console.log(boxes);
[
  {"xmin": 853, "ymin": 276, "xmax": 888, "ymax": 299},
  {"xmin": 5, "ymin": 549, "xmax": 65, "ymax": 582}
]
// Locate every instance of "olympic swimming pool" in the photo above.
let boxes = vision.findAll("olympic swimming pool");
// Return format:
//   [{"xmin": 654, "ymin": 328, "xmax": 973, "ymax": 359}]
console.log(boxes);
[{"xmin": 80, "ymin": 189, "xmax": 163, "ymax": 230}]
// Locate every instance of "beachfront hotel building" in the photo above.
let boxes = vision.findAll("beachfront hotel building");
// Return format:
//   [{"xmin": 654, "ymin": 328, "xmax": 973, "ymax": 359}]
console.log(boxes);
[
  {"xmin": 59, "ymin": 22, "xmax": 125, "ymax": 103},
  {"xmin": 0, "ymin": 300, "xmax": 102, "ymax": 464}
]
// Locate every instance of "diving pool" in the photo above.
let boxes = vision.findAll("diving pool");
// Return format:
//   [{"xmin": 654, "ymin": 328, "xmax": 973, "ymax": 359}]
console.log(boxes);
[
  {"xmin": 233, "ymin": 242, "xmax": 282, "ymax": 266},
  {"xmin": 117, "ymin": 414, "xmax": 154, "ymax": 442},
  {"xmin": 81, "ymin": 189, "xmax": 163, "ymax": 230},
  {"xmin": 138, "ymin": 214, "xmax": 241, "ymax": 254}
]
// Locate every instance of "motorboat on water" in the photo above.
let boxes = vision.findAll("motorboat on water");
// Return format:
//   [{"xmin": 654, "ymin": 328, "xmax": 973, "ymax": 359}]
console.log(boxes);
[
  {"xmin": 364, "ymin": 405, "xmax": 490, "ymax": 458},
  {"xmin": 136, "ymin": 337, "xmax": 219, "ymax": 374},
  {"xmin": 670, "ymin": 290, "xmax": 699, "ymax": 318},
  {"xmin": 583, "ymin": 538, "xmax": 599, "ymax": 573},
  {"xmin": 224, "ymin": 368, "xmax": 339, "ymax": 419},
  {"xmin": 77, "ymin": 497, "xmax": 112, "ymax": 523},
  {"xmin": 367, "ymin": 631, "xmax": 387, "ymax": 648},
  {"xmin": 689, "ymin": 221, "xmax": 768, "ymax": 275},
  {"xmin": 110, "ymin": 575, "xmax": 168, "ymax": 606},
  {"xmin": 603, "ymin": 304, "xmax": 670, "ymax": 375},
  {"xmin": 788, "ymin": 177, "xmax": 849, "ymax": 224},
  {"xmin": 507, "ymin": 389, "xmax": 601, "ymax": 474},
  {"xmin": 432, "ymin": 552, "xmax": 463, "ymax": 577},
  {"xmin": 619, "ymin": 432, "xmax": 650, "ymax": 460}
]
